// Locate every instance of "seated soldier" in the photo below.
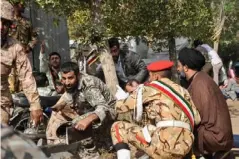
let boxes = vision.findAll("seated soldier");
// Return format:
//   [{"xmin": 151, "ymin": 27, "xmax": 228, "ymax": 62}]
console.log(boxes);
[
  {"xmin": 111, "ymin": 60, "xmax": 201, "ymax": 159},
  {"xmin": 46, "ymin": 62, "xmax": 116, "ymax": 158}
]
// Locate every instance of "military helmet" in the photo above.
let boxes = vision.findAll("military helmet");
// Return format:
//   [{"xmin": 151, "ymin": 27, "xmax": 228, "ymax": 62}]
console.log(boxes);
[{"xmin": 1, "ymin": 0, "xmax": 14, "ymax": 21}]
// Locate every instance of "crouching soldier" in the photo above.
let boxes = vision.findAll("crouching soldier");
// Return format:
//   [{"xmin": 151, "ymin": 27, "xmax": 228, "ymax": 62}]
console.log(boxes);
[
  {"xmin": 111, "ymin": 60, "xmax": 201, "ymax": 159},
  {"xmin": 46, "ymin": 62, "xmax": 116, "ymax": 158}
]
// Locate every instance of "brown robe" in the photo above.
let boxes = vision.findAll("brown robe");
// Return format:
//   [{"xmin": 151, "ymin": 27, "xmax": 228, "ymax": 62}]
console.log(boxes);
[{"xmin": 188, "ymin": 72, "xmax": 233, "ymax": 154}]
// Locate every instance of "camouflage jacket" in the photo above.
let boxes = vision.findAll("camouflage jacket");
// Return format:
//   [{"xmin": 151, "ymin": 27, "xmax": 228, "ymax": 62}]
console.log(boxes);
[
  {"xmin": 9, "ymin": 16, "xmax": 37, "ymax": 46},
  {"xmin": 1, "ymin": 124, "xmax": 47, "ymax": 159},
  {"xmin": 116, "ymin": 78, "xmax": 201, "ymax": 128},
  {"xmin": 115, "ymin": 78, "xmax": 201, "ymax": 155},
  {"xmin": 1, "ymin": 38, "xmax": 41, "ymax": 111},
  {"xmin": 55, "ymin": 74, "xmax": 116, "ymax": 123}
]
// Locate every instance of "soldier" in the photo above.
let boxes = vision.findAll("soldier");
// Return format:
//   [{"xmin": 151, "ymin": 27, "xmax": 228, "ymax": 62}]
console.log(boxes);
[
  {"xmin": 111, "ymin": 60, "xmax": 201, "ymax": 159},
  {"xmin": 46, "ymin": 62, "xmax": 116, "ymax": 158},
  {"xmin": 1, "ymin": 0, "xmax": 42, "ymax": 125},
  {"xmin": 8, "ymin": 1, "xmax": 39, "ymax": 93},
  {"xmin": 1, "ymin": 124, "xmax": 47, "ymax": 159}
]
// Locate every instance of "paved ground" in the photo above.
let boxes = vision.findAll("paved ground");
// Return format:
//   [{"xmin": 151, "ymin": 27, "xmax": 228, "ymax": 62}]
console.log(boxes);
[{"xmin": 227, "ymin": 100, "xmax": 239, "ymax": 135}]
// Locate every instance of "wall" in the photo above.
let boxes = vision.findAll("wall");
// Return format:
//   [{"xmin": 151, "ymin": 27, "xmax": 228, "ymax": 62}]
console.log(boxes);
[{"xmin": 24, "ymin": 2, "xmax": 70, "ymax": 71}]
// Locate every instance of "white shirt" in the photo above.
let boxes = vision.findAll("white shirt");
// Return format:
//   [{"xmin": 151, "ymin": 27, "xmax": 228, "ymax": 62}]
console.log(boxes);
[{"xmin": 201, "ymin": 44, "xmax": 222, "ymax": 65}]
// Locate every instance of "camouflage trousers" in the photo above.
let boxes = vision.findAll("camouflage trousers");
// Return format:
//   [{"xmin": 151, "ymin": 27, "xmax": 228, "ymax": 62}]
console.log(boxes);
[
  {"xmin": 0, "ymin": 89, "xmax": 12, "ymax": 125},
  {"xmin": 111, "ymin": 121, "xmax": 187, "ymax": 159}
]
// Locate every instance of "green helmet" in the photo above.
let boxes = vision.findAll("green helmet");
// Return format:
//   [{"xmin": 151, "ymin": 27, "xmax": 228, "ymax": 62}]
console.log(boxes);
[{"xmin": 1, "ymin": 0, "xmax": 14, "ymax": 21}]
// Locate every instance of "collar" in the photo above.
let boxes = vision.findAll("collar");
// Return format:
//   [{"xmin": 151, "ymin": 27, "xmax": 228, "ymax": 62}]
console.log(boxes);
[{"xmin": 188, "ymin": 72, "xmax": 198, "ymax": 85}]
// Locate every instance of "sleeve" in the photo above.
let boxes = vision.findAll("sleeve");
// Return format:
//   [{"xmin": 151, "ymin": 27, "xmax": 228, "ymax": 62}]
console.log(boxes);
[
  {"xmin": 15, "ymin": 44, "xmax": 41, "ymax": 111},
  {"xmin": 115, "ymin": 92, "xmax": 137, "ymax": 113},
  {"xmin": 84, "ymin": 87, "xmax": 110, "ymax": 122},
  {"xmin": 128, "ymin": 53, "xmax": 148, "ymax": 83},
  {"xmin": 39, "ymin": 52, "xmax": 49, "ymax": 73}
]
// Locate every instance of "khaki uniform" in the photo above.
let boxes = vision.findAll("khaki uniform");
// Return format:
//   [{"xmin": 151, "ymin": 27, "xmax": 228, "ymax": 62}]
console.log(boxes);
[
  {"xmin": 8, "ymin": 16, "xmax": 38, "ymax": 93},
  {"xmin": 1, "ymin": 124, "xmax": 47, "ymax": 159},
  {"xmin": 1, "ymin": 38, "xmax": 41, "ymax": 124},
  {"xmin": 46, "ymin": 74, "xmax": 116, "ymax": 157},
  {"xmin": 111, "ymin": 78, "xmax": 201, "ymax": 159}
]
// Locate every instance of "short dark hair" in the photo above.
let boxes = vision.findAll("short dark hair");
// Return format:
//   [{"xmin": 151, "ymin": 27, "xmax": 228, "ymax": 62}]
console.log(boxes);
[
  {"xmin": 61, "ymin": 62, "xmax": 79, "ymax": 76},
  {"xmin": 49, "ymin": 52, "xmax": 61, "ymax": 59},
  {"xmin": 33, "ymin": 72, "xmax": 48, "ymax": 87},
  {"xmin": 108, "ymin": 37, "xmax": 120, "ymax": 49},
  {"xmin": 193, "ymin": 39, "xmax": 203, "ymax": 48},
  {"xmin": 159, "ymin": 69, "xmax": 172, "ymax": 78}
]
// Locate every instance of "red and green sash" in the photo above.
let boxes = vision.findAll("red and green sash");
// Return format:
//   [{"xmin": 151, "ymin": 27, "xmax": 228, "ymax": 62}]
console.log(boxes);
[{"xmin": 146, "ymin": 80, "xmax": 195, "ymax": 129}]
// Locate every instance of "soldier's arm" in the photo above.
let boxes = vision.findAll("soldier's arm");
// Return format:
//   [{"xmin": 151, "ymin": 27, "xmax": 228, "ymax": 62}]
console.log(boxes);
[
  {"xmin": 115, "ymin": 92, "xmax": 137, "ymax": 113},
  {"xmin": 39, "ymin": 42, "xmax": 49, "ymax": 73},
  {"xmin": 84, "ymin": 86, "xmax": 111, "ymax": 123},
  {"xmin": 15, "ymin": 44, "xmax": 41, "ymax": 111},
  {"xmin": 116, "ymin": 86, "xmax": 160, "ymax": 113}
]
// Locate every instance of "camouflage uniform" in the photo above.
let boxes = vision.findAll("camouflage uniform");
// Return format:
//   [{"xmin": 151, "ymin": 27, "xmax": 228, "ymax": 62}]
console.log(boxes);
[
  {"xmin": 1, "ymin": 124, "xmax": 47, "ymax": 159},
  {"xmin": 111, "ymin": 78, "xmax": 201, "ymax": 159},
  {"xmin": 1, "ymin": 0, "xmax": 41, "ymax": 124},
  {"xmin": 46, "ymin": 74, "xmax": 116, "ymax": 157},
  {"xmin": 1, "ymin": 38, "xmax": 42, "ymax": 124}
]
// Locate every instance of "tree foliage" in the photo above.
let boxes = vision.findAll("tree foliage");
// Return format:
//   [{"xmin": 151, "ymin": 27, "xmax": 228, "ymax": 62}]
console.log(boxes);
[{"xmin": 11, "ymin": 0, "xmax": 238, "ymax": 48}]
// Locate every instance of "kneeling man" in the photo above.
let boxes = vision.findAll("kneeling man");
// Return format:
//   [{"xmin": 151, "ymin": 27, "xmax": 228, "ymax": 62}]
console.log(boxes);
[
  {"xmin": 111, "ymin": 60, "xmax": 201, "ymax": 159},
  {"xmin": 46, "ymin": 62, "xmax": 116, "ymax": 158}
]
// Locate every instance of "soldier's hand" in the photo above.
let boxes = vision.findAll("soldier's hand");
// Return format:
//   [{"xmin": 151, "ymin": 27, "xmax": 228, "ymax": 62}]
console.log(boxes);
[
  {"xmin": 40, "ymin": 41, "xmax": 45, "ymax": 53},
  {"xmin": 74, "ymin": 117, "xmax": 92, "ymax": 131},
  {"xmin": 30, "ymin": 109, "xmax": 43, "ymax": 127}
]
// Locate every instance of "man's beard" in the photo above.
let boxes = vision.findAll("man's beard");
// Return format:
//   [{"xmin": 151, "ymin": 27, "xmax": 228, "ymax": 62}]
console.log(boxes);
[{"xmin": 64, "ymin": 82, "xmax": 78, "ymax": 93}]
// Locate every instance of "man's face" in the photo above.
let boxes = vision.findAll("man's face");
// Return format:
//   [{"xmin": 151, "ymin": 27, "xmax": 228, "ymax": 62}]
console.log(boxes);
[
  {"xmin": 177, "ymin": 61, "xmax": 186, "ymax": 78},
  {"xmin": 1, "ymin": 19, "xmax": 11, "ymax": 40},
  {"xmin": 49, "ymin": 55, "xmax": 61, "ymax": 68},
  {"xmin": 110, "ymin": 46, "xmax": 120, "ymax": 62},
  {"xmin": 61, "ymin": 71, "xmax": 78, "ymax": 93}
]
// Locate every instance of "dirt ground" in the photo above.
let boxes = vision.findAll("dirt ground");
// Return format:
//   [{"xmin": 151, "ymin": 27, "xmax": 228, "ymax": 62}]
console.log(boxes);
[{"xmin": 227, "ymin": 100, "xmax": 239, "ymax": 135}]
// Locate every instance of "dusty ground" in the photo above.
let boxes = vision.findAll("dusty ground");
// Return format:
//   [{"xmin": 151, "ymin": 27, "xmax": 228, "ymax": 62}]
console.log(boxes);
[
  {"xmin": 227, "ymin": 100, "xmax": 239, "ymax": 159},
  {"xmin": 227, "ymin": 100, "xmax": 239, "ymax": 135},
  {"xmin": 50, "ymin": 100, "xmax": 239, "ymax": 159}
]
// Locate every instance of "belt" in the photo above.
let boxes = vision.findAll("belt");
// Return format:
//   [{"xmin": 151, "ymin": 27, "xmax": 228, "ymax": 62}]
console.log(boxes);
[
  {"xmin": 156, "ymin": 120, "xmax": 191, "ymax": 131},
  {"xmin": 142, "ymin": 120, "xmax": 191, "ymax": 143}
]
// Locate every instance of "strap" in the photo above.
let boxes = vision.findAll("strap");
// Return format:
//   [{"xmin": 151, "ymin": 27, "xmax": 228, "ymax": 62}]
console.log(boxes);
[
  {"xmin": 146, "ymin": 80, "xmax": 194, "ymax": 129},
  {"xmin": 156, "ymin": 120, "xmax": 191, "ymax": 131}
]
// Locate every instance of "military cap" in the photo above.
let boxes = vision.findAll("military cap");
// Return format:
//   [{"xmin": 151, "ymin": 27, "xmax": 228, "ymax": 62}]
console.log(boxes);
[{"xmin": 147, "ymin": 60, "xmax": 174, "ymax": 72}]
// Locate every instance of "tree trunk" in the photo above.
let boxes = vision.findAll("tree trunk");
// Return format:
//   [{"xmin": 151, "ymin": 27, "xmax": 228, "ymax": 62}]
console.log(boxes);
[
  {"xmin": 90, "ymin": 0, "xmax": 119, "ymax": 95},
  {"xmin": 168, "ymin": 36, "xmax": 179, "ymax": 83},
  {"xmin": 214, "ymin": 37, "xmax": 220, "ymax": 53},
  {"xmin": 99, "ymin": 48, "xmax": 119, "ymax": 95},
  {"xmin": 212, "ymin": 0, "xmax": 225, "ymax": 53}
]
